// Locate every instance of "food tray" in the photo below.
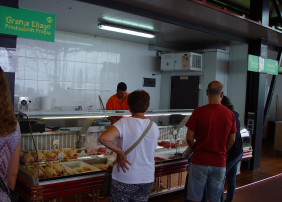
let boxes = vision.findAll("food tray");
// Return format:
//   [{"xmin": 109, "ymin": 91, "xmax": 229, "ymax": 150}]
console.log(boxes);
[
  {"xmin": 82, "ymin": 157, "xmax": 107, "ymax": 165},
  {"xmin": 61, "ymin": 161, "xmax": 100, "ymax": 174}
]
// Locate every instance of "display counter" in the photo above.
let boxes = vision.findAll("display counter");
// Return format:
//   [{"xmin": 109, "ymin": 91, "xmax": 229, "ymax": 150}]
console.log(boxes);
[
  {"xmin": 15, "ymin": 109, "xmax": 252, "ymax": 201},
  {"xmin": 15, "ymin": 110, "xmax": 191, "ymax": 201}
]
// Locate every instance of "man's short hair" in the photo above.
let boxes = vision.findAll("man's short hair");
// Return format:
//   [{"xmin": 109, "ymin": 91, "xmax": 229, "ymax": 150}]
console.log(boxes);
[
  {"xmin": 127, "ymin": 90, "xmax": 150, "ymax": 113},
  {"xmin": 117, "ymin": 82, "xmax": 127, "ymax": 91},
  {"xmin": 207, "ymin": 81, "xmax": 224, "ymax": 96}
]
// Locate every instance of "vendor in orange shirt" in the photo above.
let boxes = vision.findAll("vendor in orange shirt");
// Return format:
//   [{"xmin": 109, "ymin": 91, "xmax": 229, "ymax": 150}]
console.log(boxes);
[{"xmin": 106, "ymin": 82, "xmax": 129, "ymax": 123}]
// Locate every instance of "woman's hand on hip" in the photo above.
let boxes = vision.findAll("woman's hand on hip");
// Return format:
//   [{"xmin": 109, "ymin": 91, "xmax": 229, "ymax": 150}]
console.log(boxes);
[{"xmin": 116, "ymin": 151, "xmax": 132, "ymax": 173}]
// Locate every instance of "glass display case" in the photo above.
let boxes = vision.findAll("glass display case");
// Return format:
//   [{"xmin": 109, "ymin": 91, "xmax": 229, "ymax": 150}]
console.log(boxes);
[
  {"xmin": 16, "ymin": 109, "xmax": 192, "ymax": 201},
  {"xmin": 16, "ymin": 109, "xmax": 252, "ymax": 201}
]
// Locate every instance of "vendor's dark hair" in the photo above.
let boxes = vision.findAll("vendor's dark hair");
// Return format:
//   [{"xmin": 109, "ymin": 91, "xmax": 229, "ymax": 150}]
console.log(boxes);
[
  {"xmin": 221, "ymin": 95, "xmax": 234, "ymax": 111},
  {"xmin": 127, "ymin": 90, "xmax": 150, "ymax": 113},
  {"xmin": 117, "ymin": 82, "xmax": 127, "ymax": 91}
]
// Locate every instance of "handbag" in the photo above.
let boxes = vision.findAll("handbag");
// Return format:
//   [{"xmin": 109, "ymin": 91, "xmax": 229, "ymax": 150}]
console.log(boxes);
[
  {"xmin": 99, "ymin": 120, "xmax": 153, "ymax": 198},
  {"xmin": 0, "ymin": 177, "xmax": 19, "ymax": 202}
]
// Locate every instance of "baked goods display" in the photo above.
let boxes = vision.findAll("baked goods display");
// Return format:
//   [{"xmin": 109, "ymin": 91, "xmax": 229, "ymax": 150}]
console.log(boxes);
[
  {"xmin": 21, "ymin": 160, "xmax": 102, "ymax": 180},
  {"xmin": 42, "ymin": 150, "xmax": 57, "ymax": 161},
  {"xmin": 30, "ymin": 150, "xmax": 46, "ymax": 162},
  {"xmin": 64, "ymin": 148, "xmax": 78, "ymax": 159},
  {"xmin": 25, "ymin": 165, "xmax": 46, "ymax": 179},
  {"xmin": 20, "ymin": 147, "xmax": 108, "ymax": 179},
  {"xmin": 21, "ymin": 148, "xmax": 80, "ymax": 164},
  {"xmin": 20, "ymin": 140, "xmax": 188, "ymax": 179},
  {"xmin": 23, "ymin": 163, "xmax": 66, "ymax": 179},
  {"xmin": 21, "ymin": 151, "xmax": 35, "ymax": 165}
]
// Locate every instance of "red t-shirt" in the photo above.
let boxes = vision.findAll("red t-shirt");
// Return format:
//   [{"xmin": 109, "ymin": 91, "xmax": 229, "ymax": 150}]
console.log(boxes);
[{"xmin": 186, "ymin": 104, "xmax": 236, "ymax": 167}]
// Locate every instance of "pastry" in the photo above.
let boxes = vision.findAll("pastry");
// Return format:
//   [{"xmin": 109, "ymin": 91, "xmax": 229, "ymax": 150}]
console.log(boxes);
[
  {"xmin": 64, "ymin": 148, "xmax": 78, "ymax": 159},
  {"xmin": 43, "ymin": 150, "xmax": 57, "ymax": 161},
  {"xmin": 53, "ymin": 163, "xmax": 65, "ymax": 176},
  {"xmin": 31, "ymin": 150, "xmax": 46, "ymax": 162},
  {"xmin": 27, "ymin": 165, "xmax": 46, "ymax": 179},
  {"xmin": 44, "ymin": 167, "xmax": 57, "ymax": 178},
  {"xmin": 21, "ymin": 151, "xmax": 35, "ymax": 165}
]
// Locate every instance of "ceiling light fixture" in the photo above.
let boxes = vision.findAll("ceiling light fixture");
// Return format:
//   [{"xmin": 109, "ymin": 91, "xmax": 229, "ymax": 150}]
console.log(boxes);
[
  {"xmin": 97, "ymin": 23, "xmax": 155, "ymax": 39},
  {"xmin": 102, "ymin": 17, "xmax": 154, "ymax": 31}
]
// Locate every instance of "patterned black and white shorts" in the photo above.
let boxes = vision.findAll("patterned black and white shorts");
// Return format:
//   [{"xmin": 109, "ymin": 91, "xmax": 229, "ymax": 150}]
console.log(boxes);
[{"xmin": 111, "ymin": 179, "xmax": 153, "ymax": 202}]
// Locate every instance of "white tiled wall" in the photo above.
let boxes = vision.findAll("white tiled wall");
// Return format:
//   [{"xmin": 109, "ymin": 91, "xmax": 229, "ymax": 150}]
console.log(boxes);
[{"xmin": 15, "ymin": 30, "xmax": 162, "ymax": 111}]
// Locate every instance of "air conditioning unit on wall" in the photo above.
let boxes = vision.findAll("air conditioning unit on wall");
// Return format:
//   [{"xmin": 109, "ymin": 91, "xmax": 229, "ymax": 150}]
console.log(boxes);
[{"xmin": 161, "ymin": 52, "xmax": 202, "ymax": 71}]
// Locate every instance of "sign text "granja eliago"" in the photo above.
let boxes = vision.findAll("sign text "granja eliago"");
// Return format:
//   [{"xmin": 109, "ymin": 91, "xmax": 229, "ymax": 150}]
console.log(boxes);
[{"xmin": 5, "ymin": 16, "xmax": 52, "ymax": 35}]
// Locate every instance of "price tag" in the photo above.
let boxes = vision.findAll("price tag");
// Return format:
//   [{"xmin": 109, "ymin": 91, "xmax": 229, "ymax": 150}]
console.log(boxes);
[
  {"xmin": 80, "ymin": 150, "xmax": 86, "ymax": 156},
  {"xmin": 58, "ymin": 152, "xmax": 64, "ymax": 160},
  {"xmin": 53, "ymin": 139, "xmax": 59, "ymax": 147}
]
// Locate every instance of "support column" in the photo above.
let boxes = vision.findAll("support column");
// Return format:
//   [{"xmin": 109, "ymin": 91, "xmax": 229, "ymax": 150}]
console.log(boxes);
[
  {"xmin": 245, "ymin": 0, "xmax": 270, "ymax": 171},
  {"xmin": 245, "ymin": 39, "xmax": 268, "ymax": 170},
  {"xmin": 264, "ymin": 49, "xmax": 281, "ymax": 124}
]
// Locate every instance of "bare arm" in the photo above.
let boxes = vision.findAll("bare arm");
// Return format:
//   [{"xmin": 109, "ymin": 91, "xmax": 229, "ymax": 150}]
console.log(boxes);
[
  {"xmin": 226, "ymin": 133, "xmax": 236, "ymax": 151},
  {"xmin": 98, "ymin": 126, "xmax": 131, "ymax": 173},
  {"xmin": 186, "ymin": 129, "xmax": 195, "ymax": 149},
  {"xmin": 7, "ymin": 140, "xmax": 21, "ymax": 190}
]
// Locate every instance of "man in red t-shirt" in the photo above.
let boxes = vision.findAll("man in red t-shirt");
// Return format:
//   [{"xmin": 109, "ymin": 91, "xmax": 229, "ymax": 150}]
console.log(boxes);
[
  {"xmin": 185, "ymin": 81, "xmax": 236, "ymax": 202},
  {"xmin": 106, "ymin": 82, "xmax": 129, "ymax": 124}
]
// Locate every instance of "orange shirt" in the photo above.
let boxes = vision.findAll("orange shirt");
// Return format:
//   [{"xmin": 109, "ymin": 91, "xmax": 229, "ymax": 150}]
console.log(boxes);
[{"xmin": 106, "ymin": 93, "xmax": 129, "ymax": 110}]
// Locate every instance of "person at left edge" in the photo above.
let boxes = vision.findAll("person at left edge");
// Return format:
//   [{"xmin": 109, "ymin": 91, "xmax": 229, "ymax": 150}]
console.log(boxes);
[
  {"xmin": 106, "ymin": 82, "xmax": 130, "ymax": 124},
  {"xmin": 0, "ymin": 66, "xmax": 21, "ymax": 202}
]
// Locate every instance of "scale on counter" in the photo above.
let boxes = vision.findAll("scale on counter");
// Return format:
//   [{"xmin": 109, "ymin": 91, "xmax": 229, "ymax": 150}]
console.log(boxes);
[{"xmin": 18, "ymin": 97, "xmax": 31, "ymax": 112}]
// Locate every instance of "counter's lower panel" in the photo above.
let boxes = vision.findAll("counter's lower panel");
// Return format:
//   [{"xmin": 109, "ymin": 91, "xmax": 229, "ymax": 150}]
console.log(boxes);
[
  {"xmin": 16, "ymin": 160, "xmax": 188, "ymax": 202},
  {"xmin": 16, "ymin": 152, "xmax": 252, "ymax": 202}
]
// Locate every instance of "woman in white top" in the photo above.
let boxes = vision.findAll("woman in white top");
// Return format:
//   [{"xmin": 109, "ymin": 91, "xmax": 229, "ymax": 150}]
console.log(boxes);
[{"xmin": 99, "ymin": 90, "xmax": 159, "ymax": 202}]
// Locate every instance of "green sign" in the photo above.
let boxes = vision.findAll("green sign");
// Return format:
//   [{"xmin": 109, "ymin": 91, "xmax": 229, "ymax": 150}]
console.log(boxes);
[
  {"xmin": 0, "ymin": 5, "xmax": 55, "ymax": 42},
  {"xmin": 248, "ymin": 55, "xmax": 259, "ymax": 72},
  {"xmin": 264, "ymin": 59, "xmax": 278, "ymax": 75}
]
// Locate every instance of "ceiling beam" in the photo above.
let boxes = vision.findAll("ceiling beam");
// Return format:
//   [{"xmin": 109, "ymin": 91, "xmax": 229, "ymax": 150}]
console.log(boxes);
[
  {"xmin": 272, "ymin": 0, "xmax": 282, "ymax": 25},
  {"xmin": 77, "ymin": 0, "xmax": 249, "ymax": 43}
]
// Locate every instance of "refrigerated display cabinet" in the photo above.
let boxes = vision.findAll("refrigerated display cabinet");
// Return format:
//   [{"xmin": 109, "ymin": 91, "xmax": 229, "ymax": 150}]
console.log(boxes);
[
  {"xmin": 16, "ymin": 109, "xmax": 252, "ymax": 201},
  {"xmin": 16, "ymin": 110, "xmax": 192, "ymax": 201}
]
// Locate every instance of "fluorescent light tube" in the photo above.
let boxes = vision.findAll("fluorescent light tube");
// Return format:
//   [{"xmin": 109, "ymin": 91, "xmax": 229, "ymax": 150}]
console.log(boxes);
[{"xmin": 98, "ymin": 24, "xmax": 155, "ymax": 38}]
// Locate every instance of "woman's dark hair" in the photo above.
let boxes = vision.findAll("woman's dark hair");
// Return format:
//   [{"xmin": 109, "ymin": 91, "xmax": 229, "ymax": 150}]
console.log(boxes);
[
  {"xmin": 221, "ymin": 95, "xmax": 234, "ymax": 111},
  {"xmin": 127, "ymin": 90, "xmax": 150, "ymax": 113}
]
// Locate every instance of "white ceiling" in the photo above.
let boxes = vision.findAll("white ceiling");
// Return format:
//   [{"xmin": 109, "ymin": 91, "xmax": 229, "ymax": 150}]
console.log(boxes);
[{"xmin": 19, "ymin": 0, "xmax": 281, "ymax": 51}]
